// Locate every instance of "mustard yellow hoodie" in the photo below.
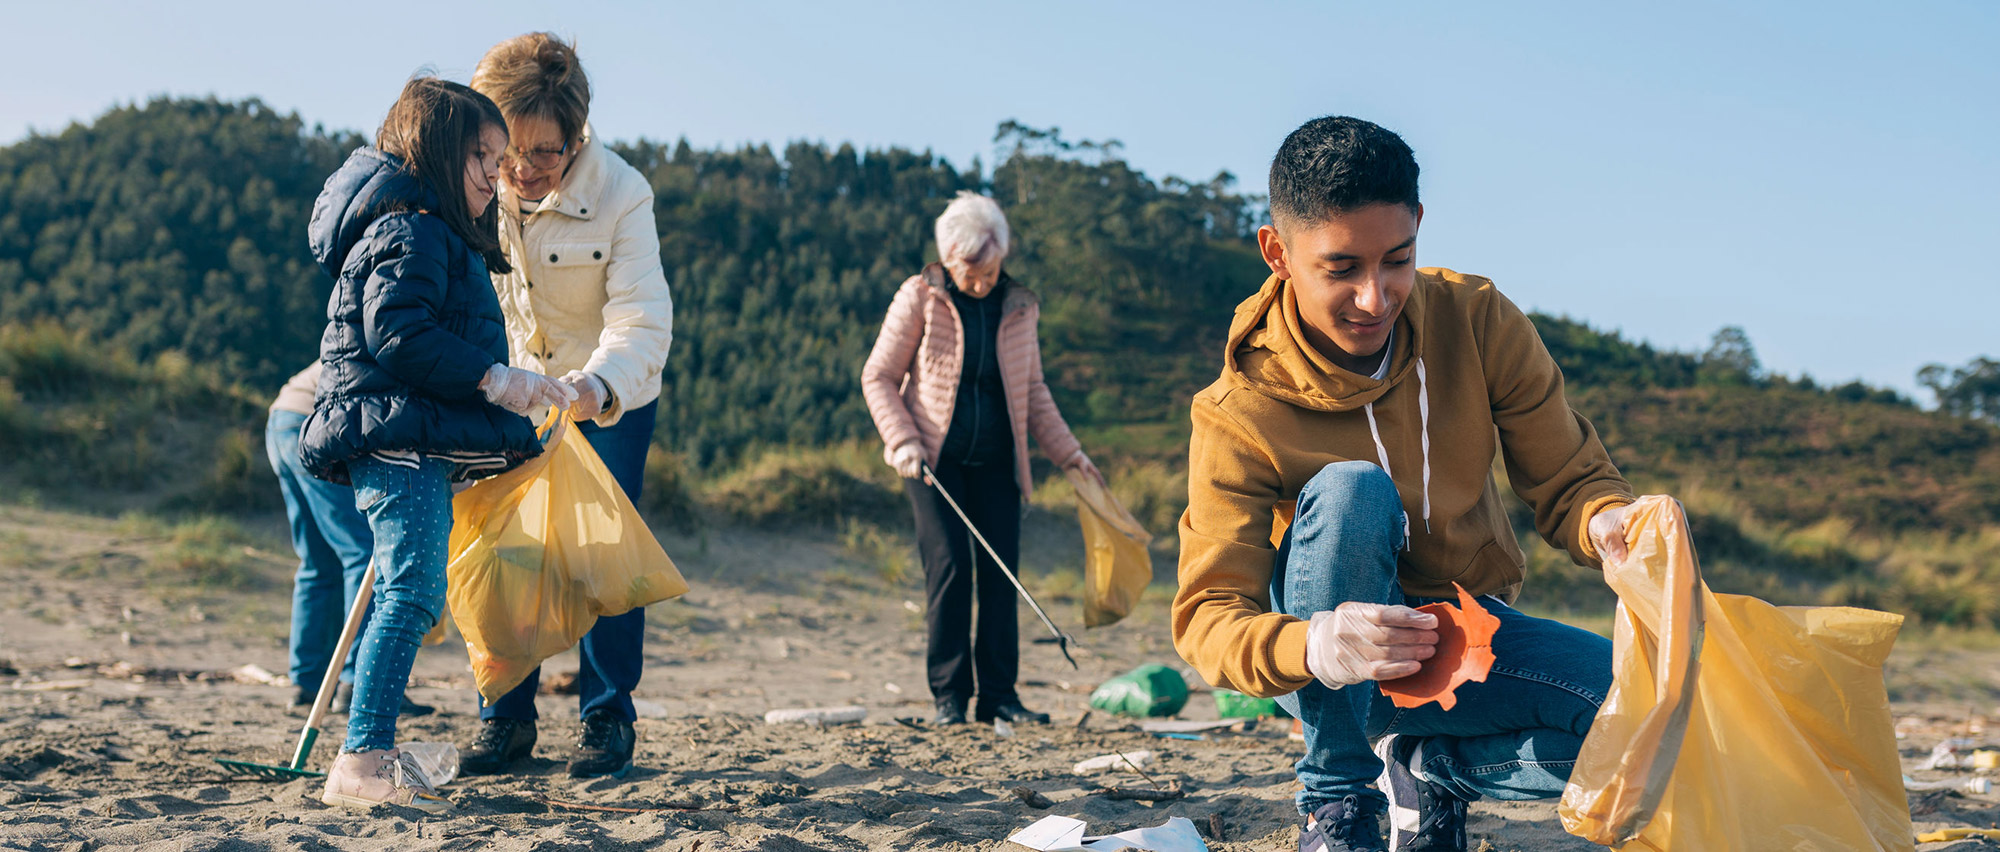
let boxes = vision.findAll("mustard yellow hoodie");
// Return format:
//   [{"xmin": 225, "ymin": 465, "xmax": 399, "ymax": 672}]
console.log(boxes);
[{"xmin": 1173, "ymin": 268, "xmax": 1633, "ymax": 698}]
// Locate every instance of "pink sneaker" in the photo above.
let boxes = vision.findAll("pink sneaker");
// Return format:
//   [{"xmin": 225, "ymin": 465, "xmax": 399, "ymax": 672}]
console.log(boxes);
[{"xmin": 320, "ymin": 748, "xmax": 452, "ymax": 814}]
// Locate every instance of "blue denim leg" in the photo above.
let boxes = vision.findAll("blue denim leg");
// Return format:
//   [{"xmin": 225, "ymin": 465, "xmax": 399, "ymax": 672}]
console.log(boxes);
[
  {"xmin": 268, "ymin": 411, "xmax": 376, "ymax": 688},
  {"xmin": 1269, "ymin": 463, "xmax": 1614, "ymax": 813},
  {"xmin": 1269, "ymin": 461, "xmax": 1408, "ymax": 815},
  {"xmin": 343, "ymin": 456, "xmax": 452, "ymax": 753},
  {"xmin": 1380, "ymin": 597, "xmax": 1611, "ymax": 802},
  {"xmin": 482, "ymin": 401, "xmax": 657, "ymax": 723}
]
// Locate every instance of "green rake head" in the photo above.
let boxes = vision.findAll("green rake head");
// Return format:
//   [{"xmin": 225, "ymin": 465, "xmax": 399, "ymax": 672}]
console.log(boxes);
[
  {"xmin": 213, "ymin": 726, "xmax": 325, "ymax": 780},
  {"xmin": 213, "ymin": 757, "xmax": 324, "ymax": 780}
]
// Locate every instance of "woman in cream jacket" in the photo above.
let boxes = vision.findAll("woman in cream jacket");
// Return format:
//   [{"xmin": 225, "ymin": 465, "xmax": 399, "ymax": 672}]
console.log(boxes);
[{"xmin": 462, "ymin": 31, "xmax": 673, "ymax": 781}]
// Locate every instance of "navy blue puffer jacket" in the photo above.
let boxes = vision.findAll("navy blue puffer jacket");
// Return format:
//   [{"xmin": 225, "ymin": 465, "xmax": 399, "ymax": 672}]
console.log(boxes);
[{"xmin": 299, "ymin": 147, "xmax": 541, "ymax": 485}]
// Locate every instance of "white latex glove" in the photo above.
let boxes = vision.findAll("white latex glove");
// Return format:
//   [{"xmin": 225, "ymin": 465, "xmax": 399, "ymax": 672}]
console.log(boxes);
[
  {"xmin": 1589, "ymin": 502, "xmax": 1634, "ymax": 564},
  {"xmin": 558, "ymin": 370, "xmax": 611, "ymax": 420},
  {"xmin": 1304, "ymin": 602, "xmax": 1440, "ymax": 689},
  {"xmin": 1065, "ymin": 451, "xmax": 1105, "ymax": 486},
  {"xmin": 890, "ymin": 443, "xmax": 926, "ymax": 481},
  {"xmin": 479, "ymin": 363, "xmax": 576, "ymax": 416}
]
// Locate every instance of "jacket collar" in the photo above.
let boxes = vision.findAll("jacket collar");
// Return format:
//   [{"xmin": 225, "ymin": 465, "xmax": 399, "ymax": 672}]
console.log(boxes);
[
  {"xmin": 921, "ymin": 262, "xmax": 1038, "ymax": 315},
  {"xmin": 499, "ymin": 124, "xmax": 607, "ymax": 223},
  {"xmin": 1223, "ymin": 271, "xmax": 1428, "ymax": 413}
]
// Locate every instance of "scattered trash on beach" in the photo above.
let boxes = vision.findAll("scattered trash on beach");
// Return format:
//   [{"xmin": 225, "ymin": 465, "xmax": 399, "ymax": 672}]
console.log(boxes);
[
  {"xmin": 1073, "ymin": 750, "xmax": 1154, "ymax": 775},
  {"xmin": 764, "ymin": 706, "xmax": 866, "ymax": 726},
  {"xmin": 1007, "ymin": 814, "xmax": 1208, "ymax": 852}
]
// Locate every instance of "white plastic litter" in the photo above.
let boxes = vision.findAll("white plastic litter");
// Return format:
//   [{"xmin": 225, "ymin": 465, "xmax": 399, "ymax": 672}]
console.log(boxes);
[
  {"xmin": 764, "ymin": 705, "xmax": 867, "ymax": 726},
  {"xmin": 399, "ymin": 742, "xmax": 459, "ymax": 787},
  {"xmin": 1007, "ymin": 815, "xmax": 1209, "ymax": 852},
  {"xmin": 1904, "ymin": 774, "xmax": 1990, "ymax": 794},
  {"xmin": 1072, "ymin": 750, "xmax": 1155, "ymax": 775}
]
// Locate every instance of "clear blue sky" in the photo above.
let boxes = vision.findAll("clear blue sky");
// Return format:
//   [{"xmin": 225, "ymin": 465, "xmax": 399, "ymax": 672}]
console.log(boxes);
[{"xmin": 6, "ymin": 1, "xmax": 1995, "ymax": 399}]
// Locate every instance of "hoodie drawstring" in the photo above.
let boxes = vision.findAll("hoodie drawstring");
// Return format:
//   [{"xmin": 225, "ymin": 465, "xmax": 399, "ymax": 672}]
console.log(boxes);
[{"xmin": 1362, "ymin": 355, "xmax": 1433, "ymax": 540}]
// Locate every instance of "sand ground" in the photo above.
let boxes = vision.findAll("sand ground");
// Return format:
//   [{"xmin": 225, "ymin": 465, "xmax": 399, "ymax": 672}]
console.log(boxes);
[{"xmin": 1, "ymin": 503, "xmax": 1995, "ymax": 851}]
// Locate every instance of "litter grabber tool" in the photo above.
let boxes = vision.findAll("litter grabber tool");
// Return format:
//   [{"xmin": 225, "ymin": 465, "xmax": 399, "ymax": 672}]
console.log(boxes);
[
  {"xmin": 216, "ymin": 561, "xmax": 376, "ymax": 780},
  {"xmin": 922, "ymin": 463, "xmax": 1078, "ymax": 669}
]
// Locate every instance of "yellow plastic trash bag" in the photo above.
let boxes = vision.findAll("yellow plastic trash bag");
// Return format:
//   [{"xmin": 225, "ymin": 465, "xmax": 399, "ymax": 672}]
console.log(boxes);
[
  {"xmin": 446, "ymin": 411, "xmax": 690, "ymax": 702},
  {"xmin": 1557, "ymin": 495, "xmax": 1911, "ymax": 851},
  {"xmin": 1065, "ymin": 468, "xmax": 1152, "ymax": 628}
]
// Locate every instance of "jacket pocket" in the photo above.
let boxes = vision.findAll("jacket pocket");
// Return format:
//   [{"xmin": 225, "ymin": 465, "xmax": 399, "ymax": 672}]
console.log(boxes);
[{"xmin": 533, "ymin": 240, "xmax": 611, "ymax": 314}]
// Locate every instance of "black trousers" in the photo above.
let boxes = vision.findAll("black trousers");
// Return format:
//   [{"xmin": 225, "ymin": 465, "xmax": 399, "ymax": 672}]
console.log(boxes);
[{"xmin": 906, "ymin": 457, "xmax": 1021, "ymax": 707}]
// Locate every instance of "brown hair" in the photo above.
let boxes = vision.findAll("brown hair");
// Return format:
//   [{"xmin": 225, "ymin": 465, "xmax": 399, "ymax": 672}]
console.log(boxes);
[
  {"xmin": 472, "ymin": 32, "xmax": 592, "ymax": 145},
  {"xmin": 375, "ymin": 77, "xmax": 512, "ymax": 274}
]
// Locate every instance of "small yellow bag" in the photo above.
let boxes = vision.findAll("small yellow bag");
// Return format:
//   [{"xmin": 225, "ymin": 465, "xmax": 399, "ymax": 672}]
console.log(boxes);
[
  {"xmin": 445, "ymin": 411, "xmax": 690, "ymax": 702},
  {"xmin": 1558, "ymin": 495, "xmax": 1911, "ymax": 851},
  {"xmin": 1065, "ymin": 468, "xmax": 1153, "ymax": 628}
]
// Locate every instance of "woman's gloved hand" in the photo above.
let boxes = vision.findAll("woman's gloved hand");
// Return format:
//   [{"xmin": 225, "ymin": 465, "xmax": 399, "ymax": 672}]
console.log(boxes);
[
  {"xmin": 891, "ymin": 442, "xmax": 926, "ymax": 480},
  {"xmin": 1304, "ymin": 602, "xmax": 1439, "ymax": 689},
  {"xmin": 479, "ymin": 363, "xmax": 577, "ymax": 416},
  {"xmin": 558, "ymin": 370, "xmax": 611, "ymax": 420}
]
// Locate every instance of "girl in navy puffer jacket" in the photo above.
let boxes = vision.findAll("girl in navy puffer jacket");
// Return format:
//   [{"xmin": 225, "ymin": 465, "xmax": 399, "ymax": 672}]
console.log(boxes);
[{"xmin": 302, "ymin": 77, "xmax": 575, "ymax": 814}]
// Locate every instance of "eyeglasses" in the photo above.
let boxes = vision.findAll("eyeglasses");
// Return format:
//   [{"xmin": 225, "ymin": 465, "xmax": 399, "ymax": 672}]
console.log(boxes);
[{"xmin": 501, "ymin": 140, "xmax": 571, "ymax": 170}]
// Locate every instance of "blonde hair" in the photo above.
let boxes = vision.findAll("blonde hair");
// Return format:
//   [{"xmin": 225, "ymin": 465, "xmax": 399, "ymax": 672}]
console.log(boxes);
[
  {"xmin": 472, "ymin": 32, "xmax": 592, "ymax": 144},
  {"xmin": 934, "ymin": 191, "xmax": 1011, "ymax": 265}
]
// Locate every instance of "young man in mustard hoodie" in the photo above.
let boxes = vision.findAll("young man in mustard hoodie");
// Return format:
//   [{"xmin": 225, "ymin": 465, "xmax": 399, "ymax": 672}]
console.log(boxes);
[{"xmin": 1173, "ymin": 116, "xmax": 1652, "ymax": 852}]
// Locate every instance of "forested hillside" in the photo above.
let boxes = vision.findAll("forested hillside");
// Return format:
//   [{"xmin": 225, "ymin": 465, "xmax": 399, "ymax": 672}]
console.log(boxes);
[{"xmin": 1, "ymin": 97, "xmax": 1994, "ymax": 577}]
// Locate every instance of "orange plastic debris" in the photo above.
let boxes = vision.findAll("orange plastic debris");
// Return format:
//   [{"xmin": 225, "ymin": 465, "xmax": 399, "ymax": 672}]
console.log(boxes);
[{"xmin": 1379, "ymin": 583, "xmax": 1499, "ymax": 710}]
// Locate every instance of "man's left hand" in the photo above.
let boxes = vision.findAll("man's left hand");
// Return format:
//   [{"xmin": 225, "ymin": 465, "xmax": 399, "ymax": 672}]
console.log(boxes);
[{"xmin": 1589, "ymin": 502, "xmax": 1632, "ymax": 564}]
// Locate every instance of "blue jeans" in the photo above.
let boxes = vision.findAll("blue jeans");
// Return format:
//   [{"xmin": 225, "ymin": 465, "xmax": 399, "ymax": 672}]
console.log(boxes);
[
  {"xmin": 267, "ymin": 410, "xmax": 375, "ymax": 689},
  {"xmin": 1272, "ymin": 461, "xmax": 1612, "ymax": 814},
  {"xmin": 481, "ymin": 401, "xmax": 657, "ymax": 724},
  {"xmin": 343, "ymin": 456, "xmax": 453, "ymax": 752}
]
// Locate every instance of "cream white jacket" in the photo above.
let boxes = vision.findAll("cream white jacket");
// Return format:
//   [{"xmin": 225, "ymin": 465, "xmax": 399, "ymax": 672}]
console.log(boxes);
[{"xmin": 493, "ymin": 129, "xmax": 673, "ymax": 426}]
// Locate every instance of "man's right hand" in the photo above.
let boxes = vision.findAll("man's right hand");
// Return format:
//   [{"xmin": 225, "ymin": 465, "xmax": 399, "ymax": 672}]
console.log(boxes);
[{"xmin": 1304, "ymin": 602, "xmax": 1440, "ymax": 689}]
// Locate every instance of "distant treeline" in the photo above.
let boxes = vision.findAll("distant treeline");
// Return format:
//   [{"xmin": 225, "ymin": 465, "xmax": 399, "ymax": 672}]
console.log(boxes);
[{"xmin": 1, "ymin": 97, "xmax": 1994, "ymax": 538}]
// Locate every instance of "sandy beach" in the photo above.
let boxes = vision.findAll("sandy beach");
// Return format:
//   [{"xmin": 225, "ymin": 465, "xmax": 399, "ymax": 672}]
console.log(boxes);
[{"xmin": 2, "ymin": 503, "xmax": 1994, "ymax": 851}]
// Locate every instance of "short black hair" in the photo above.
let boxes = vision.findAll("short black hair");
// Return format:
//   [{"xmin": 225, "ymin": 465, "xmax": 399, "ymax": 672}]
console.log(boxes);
[{"xmin": 1269, "ymin": 116, "xmax": 1420, "ymax": 230}]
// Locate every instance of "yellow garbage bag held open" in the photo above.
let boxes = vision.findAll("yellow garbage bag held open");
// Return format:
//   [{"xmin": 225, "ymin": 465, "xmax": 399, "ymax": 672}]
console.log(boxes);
[
  {"xmin": 1557, "ymin": 495, "xmax": 1911, "ymax": 851},
  {"xmin": 445, "ymin": 409, "xmax": 690, "ymax": 702},
  {"xmin": 1065, "ymin": 468, "xmax": 1152, "ymax": 628}
]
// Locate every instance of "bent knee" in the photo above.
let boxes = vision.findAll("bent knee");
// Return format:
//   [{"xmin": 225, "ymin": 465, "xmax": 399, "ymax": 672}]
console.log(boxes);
[{"xmin": 1300, "ymin": 461, "xmax": 1401, "ymax": 517}]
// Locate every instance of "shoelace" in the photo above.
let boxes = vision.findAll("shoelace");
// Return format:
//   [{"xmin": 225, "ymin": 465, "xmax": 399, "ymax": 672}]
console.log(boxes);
[
  {"xmin": 375, "ymin": 750, "xmax": 436, "ymax": 793},
  {"xmin": 475, "ymin": 720, "xmax": 518, "ymax": 751},
  {"xmin": 577, "ymin": 715, "xmax": 619, "ymax": 750}
]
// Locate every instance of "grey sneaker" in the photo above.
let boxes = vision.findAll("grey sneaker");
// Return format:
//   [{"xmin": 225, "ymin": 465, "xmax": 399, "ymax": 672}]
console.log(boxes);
[{"xmin": 1374, "ymin": 735, "xmax": 1467, "ymax": 852}]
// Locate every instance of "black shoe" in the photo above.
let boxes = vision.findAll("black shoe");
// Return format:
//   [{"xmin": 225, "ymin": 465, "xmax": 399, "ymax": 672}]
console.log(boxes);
[
  {"xmin": 461, "ymin": 717, "xmax": 538, "ymax": 775},
  {"xmin": 1375, "ymin": 735, "xmax": 1467, "ymax": 852},
  {"xmin": 932, "ymin": 697, "xmax": 967, "ymax": 726},
  {"xmin": 974, "ymin": 699, "xmax": 1050, "ymax": 725},
  {"xmin": 1300, "ymin": 795, "xmax": 1386, "ymax": 852},
  {"xmin": 326, "ymin": 683, "xmax": 434, "ymax": 717},
  {"xmin": 568, "ymin": 711, "xmax": 635, "ymax": 778}
]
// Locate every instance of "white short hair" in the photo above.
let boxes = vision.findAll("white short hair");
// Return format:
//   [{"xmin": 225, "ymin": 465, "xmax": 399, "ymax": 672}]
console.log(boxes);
[{"xmin": 934, "ymin": 191, "xmax": 1011, "ymax": 265}]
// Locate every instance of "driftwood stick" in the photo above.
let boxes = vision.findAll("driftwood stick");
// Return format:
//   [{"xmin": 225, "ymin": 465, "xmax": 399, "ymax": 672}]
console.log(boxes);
[
  {"xmin": 1094, "ymin": 785, "xmax": 1186, "ymax": 802},
  {"xmin": 535, "ymin": 794, "xmax": 742, "ymax": 814}
]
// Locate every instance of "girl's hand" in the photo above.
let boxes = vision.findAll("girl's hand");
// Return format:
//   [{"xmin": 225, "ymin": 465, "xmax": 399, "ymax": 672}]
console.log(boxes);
[{"xmin": 479, "ymin": 364, "xmax": 577, "ymax": 416}]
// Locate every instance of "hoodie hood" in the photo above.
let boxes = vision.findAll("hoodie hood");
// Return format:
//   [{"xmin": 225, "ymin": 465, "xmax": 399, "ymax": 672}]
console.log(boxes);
[
  {"xmin": 1222, "ymin": 272, "xmax": 1424, "ymax": 412},
  {"xmin": 1225, "ymin": 272, "xmax": 1436, "ymax": 535},
  {"xmin": 308, "ymin": 147, "xmax": 437, "ymax": 278}
]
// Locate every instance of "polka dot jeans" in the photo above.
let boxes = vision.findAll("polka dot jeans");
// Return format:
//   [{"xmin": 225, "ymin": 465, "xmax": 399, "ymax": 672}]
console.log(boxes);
[{"xmin": 342, "ymin": 456, "xmax": 452, "ymax": 753}]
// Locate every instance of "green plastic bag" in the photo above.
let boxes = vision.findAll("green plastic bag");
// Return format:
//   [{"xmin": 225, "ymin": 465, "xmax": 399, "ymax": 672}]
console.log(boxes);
[
  {"xmin": 1213, "ymin": 688, "xmax": 1288, "ymax": 719},
  {"xmin": 1089, "ymin": 664, "xmax": 1189, "ymax": 718}
]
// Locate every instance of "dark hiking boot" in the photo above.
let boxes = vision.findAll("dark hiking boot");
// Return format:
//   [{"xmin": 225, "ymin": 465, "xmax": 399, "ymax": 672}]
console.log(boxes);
[
  {"xmin": 568, "ymin": 711, "xmax": 635, "ymax": 778},
  {"xmin": 460, "ymin": 717, "xmax": 537, "ymax": 775},
  {"xmin": 1375, "ymin": 735, "xmax": 1468, "ymax": 851},
  {"xmin": 932, "ymin": 696, "xmax": 968, "ymax": 725},
  {"xmin": 1300, "ymin": 794, "xmax": 1386, "ymax": 852},
  {"xmin": 974, "ymin": 699, "xmax": 1050, "ymax": 724}
]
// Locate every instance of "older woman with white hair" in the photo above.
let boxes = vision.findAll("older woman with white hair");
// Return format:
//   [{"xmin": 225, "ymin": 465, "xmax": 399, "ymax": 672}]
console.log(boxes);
[{"xmin": 862, "ymin": 191, "xmax": 1101, "ymax": 726}]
